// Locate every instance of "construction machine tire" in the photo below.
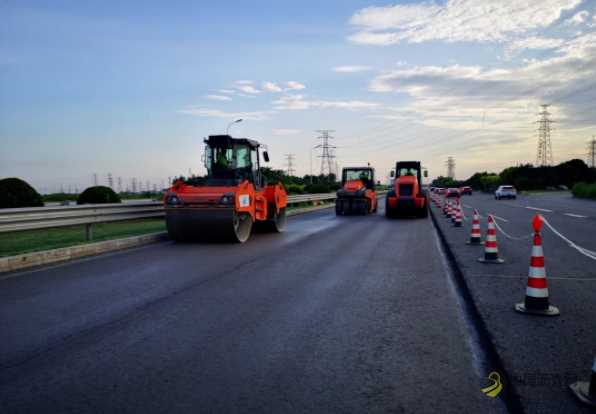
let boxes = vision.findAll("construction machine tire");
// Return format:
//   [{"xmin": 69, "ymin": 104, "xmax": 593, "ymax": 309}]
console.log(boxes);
[
  {"xmin": 231, "ymin": 212, "xmax": 253, "ymax": 243},
  {"xmin": 261, "ymin": 207, "xmax": 287, "ymax": 233},
  {"xmin": 335, "ymin": 200, "xmax": 343, "ymax": 215}
]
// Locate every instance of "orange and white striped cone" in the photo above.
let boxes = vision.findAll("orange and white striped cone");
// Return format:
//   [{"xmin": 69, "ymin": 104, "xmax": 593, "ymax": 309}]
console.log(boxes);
[
  {"xmin": 515, "ymin": 214, "xmax": 559, "ymax": 316},
  {"xmin": 466, "ymin": 209, "xmax": 483, "ymax": 245},
  {"xmin": 453, "ymin": 200, "xmax": 462, "ymax": 227},
  {"xmin": 451, "ymin": 200, "xmax": 459, "ymax": 224},
  {"xmin": 570, "ymin": 356, "xmax": 596, "ymax": 407},
  {"xmin": 444, "ymin": 198, "xmax": 451, "ymax": 217},
  {"xmin": 478, "ymin": 215, "xmax": 504, "ymax": 263}
]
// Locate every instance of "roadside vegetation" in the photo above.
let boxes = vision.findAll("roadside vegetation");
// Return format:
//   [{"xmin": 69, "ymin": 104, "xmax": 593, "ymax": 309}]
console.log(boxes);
[
  {"xmin": 572, "ymin": 182, "xmax": 596, "ymax": 199},
  {"xmin": 432, "ymin": 158, "xmax": 596, "ymax": 194},
  {"xmin": 0, "ymin": 218, "xmax": 165, "ymax": 257}
]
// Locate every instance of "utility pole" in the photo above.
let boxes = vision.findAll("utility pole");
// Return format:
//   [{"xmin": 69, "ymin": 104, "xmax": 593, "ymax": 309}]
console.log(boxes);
[
  {"xmin": 536, "ymin": 104, "xmax": 555, "ymax": 166},
  {"xmin": 446, "ymin": 156, "xmax": 456, "ymax": 179},
  {"xmin": 316, "ymin": 130, "xmax": 336, "ymax": 177},
  {"xmin": 587, "ymin": 136, "xmax": 596, "ymax": 168},
  {"xmin": 284, "ymin": 154, "xmax": 295, "ymax": 176}
]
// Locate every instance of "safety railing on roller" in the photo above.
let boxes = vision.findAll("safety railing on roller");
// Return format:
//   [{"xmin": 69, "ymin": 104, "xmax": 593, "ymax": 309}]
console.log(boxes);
[{"xmin": 0, "ymin": 191, "xmax": 389, "ymax": 240}]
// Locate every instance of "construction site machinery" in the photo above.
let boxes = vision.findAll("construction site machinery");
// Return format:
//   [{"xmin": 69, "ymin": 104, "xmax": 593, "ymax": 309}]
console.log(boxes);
[
  {"xmin": 335, "ymin": 167, "xmax": 377, "ymax": 215},
  {"xmin": 164, "ymin": 135, "xmax": 288, "ymax": 243},
  {"xmin": 385, "ymin": 161, "xmax": 428, "ymax": 218}
]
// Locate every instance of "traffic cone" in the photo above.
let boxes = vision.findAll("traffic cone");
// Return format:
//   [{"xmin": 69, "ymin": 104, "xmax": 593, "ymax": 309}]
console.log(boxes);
[
  {"xmin": 515, "ymin": 214, "xmax": 559, "ymax": 315},
  {"xmin": 478, "ymin": 215, "xmax": 504, "ymax": 263},
  {"xmin": 466, "ymin": 209, "xmax": 483, "ymax": 245},
  {"xmin": 453, "ymin": 200, "xmax": 462, "ymax": 227},
  {"xmin": 444, "ymin": 199, "xmax": 451, "ymax": 217},
  {"xmin": 451, "ymin": 199, "xmax": 458, "ymax": 224},
  {"xmin": 570, "ymin": 356, "xmax": 596, "ymax": 407}
]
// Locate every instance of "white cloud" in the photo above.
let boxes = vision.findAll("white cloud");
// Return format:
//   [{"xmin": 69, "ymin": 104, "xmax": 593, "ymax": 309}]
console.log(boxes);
[
  {"xmin": 205, "ymin": 94, "xmax": 232, "ymax": 101},
  {"xmin": 349, "ymin": 0, "xmax": 582, "ymax": 45},
  {"xmin": 567, "ymin": 10, "xmax": 590, "ymax": 25},
  {"xmin": 234, "ymin": 80, "xmax": 261, "ymax": 94},
  {"xmin": 506, "ymin": 36, "xmax": 565, "ymax": 56},
  {"xmin": 286, "ymin": 81, "xmax": 306, "ymax": 90},
  {"xmin": 367, "ymin": 31, "xmax": 596, "ymax": 133},
  {"xmin": 272, "ymin": 128, "xmax": 302, "ymax": 135},
  {"xmin": 333, "ymin": 65, "xmax": 372, "ymax": 73},
  {"xmin": 179, "ymin": 108, "xmax": 271, "ymax": 121},
  {"xmin": 262, "ymin": 81, "xmax": 283, "ymax": 92},
  {"xmin": 273, "ymin": 94, "xmax": 379, "ymax": 111},
  {"xmin": 218, "ymin": 89, "xmax": 235, "ymax": 95}
]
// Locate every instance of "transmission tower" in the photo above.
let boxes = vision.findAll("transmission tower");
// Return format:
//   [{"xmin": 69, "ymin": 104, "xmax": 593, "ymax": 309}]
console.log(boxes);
[
  {"xmin": 285, "ymin": 154, "xmax": 295, "ymax": 176},
  {"xmin": 107, "ymin": 173, "xmax": 114, "ymax": 189},
  {"xmin": 536, "ymin": 104, "xmax": 555, "ymax": 166},
  {"xmin": 587, "ymin": 136, "xmax": 596, "ymax": 168},
  {"xmin": 446, "ymin": 157, "xmax": 456, "ymax": 179},
  {"xmin": 132, "ymin": 178, "xmax": 137, "ymax": 193},
  {"xmin": 316, "ymin": 130, "xmax": 336, "ymax": 176},
  {"xmin": 93, "ymin": 173, "xmax": 98, "ymax": 186},
  {"xmin": 117, "ymin": 177, "xmax": 123, "ymax": 193}
]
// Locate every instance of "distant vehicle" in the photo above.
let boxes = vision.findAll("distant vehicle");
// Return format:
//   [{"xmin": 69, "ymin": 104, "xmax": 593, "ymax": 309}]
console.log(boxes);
[
  {"xmin": 446, "ymin": 188, "xmax": 461, "ymax": 198},
  {"xmin": 460, "ymin": 186, "xmax": 473, "ymax": 195},
  {"xmin": 495, "ymin": 185, "xmax": 517, "ymax": 200},
  {"xmin": 335, "ymin": 166, "xmax": 377, "ymax": 215}
]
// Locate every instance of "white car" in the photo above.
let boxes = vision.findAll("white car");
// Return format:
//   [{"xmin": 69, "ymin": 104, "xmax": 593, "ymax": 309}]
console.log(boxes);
[{"xmin": 495, "ymin": 185, "xmax": 517, "ymax": 200}]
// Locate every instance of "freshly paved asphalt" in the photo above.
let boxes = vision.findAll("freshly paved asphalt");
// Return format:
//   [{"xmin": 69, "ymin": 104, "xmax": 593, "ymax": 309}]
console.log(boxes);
[
  {"xmin": 432, "ymin": 191, "xmax": 596, "ymax": 413},
  {"xmin": 0, "ymin": 201, "xmax": 502, "ymax": 413}
]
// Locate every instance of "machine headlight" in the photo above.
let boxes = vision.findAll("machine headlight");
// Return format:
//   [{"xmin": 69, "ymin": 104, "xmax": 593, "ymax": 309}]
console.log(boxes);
[
  {"xmin": 219, "ymin": 192, "xmax": 235, "ymax": 205},
  {"xmin": 167, "ymin": 194, "xmax": 181, "ymax": 205}
]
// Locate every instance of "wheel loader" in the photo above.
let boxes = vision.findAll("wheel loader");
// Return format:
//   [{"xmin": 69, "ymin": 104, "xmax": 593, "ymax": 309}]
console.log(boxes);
[
  {"xmin": 164, "ymin": 135, "xmax": 288, "ymax": 243},
  {"xmin": 385, "ymin": 161, "xmax": 428, "ymax": 218},
  {"xmin": 335, "ymin": 167, "xmax": 377, "ymax": 215}
]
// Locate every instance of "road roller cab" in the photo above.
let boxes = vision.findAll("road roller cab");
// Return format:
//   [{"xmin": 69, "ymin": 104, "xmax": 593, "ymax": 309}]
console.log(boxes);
[
  {"xmin": 385, "ymin": 161, "xmax": 428, "ymax": 218},
  {"xmin": 164, "ymin": 135, "xmax": 288, "ymax": 243},
  {"xmin": 335, "ymin": 167, "xmax": 377, "ymax": 215}
]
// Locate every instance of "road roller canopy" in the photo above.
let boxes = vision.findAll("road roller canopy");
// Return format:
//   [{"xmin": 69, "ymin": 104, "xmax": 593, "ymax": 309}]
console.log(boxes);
[
  {"xmin": 203, "ymin": 135, "xmax": 263, "ymax": 185},
  {"xmin": 341, "ymin": 167, "xmax": 375, "ymax": 188}
]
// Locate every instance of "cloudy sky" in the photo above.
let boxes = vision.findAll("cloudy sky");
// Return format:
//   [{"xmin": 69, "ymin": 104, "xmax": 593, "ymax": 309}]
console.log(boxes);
[{"xmin": 1, "ymin": 0, "xmax": 596, "ymax": 192}]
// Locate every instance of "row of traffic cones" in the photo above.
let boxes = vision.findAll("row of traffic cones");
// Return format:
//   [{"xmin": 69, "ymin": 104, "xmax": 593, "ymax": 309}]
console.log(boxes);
[{"xmin": 432, "ymin": 195, "xmax": 594, "ymax": 407}]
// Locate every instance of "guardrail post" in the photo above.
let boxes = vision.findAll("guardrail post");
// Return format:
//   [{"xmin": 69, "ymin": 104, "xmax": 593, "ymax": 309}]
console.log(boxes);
[{"xmin": 85, "ymin": 223, "xmax": 93, "ymax": 241}]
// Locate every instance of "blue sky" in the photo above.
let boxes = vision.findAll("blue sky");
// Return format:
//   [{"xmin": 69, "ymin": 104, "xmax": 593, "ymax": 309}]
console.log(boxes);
[{"xmin": 1, "ymin": 0, "xmax": 596, "ymax": 192}]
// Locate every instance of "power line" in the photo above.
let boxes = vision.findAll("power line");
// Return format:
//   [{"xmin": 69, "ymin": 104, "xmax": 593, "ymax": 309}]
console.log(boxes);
[
  {"xmin": 316, "ymin": 130, "xmax": 336, "ymax": 176},
  {"xmin": 536, "ymin": 104, "xmax": 555, "ymax": 166},
  {"xmin": 446, "ymin": 156, "xmax": 456, "ymax": 179},
  {"xmin": 284, "ymin": 154, "xmax": 295, "ymax": 176}
]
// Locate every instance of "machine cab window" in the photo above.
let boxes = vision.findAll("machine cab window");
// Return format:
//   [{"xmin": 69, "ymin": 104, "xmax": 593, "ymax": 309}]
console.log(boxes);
[{"xmin": 204, "ymin": 135, "xmax": 260, "ymax": 185}]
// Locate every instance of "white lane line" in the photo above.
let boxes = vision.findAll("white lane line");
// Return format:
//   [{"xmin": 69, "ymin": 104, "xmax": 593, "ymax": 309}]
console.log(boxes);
[
  {"xmin": 525, "ymin": 206, "xmax": 552, "ymax": 212},
  {"xmin": 463, "ymin": 204, "xmax": 473, "ymax": 208},
  {"xmin": 491, "ymin": 215, "xmax": 509, "ymax": 223},
  {"xmin": 564, "ymin": 213, "xmax": 588, "ymax": 218}
]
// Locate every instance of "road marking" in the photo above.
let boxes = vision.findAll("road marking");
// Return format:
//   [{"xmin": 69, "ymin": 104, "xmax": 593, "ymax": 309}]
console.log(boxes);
[
  {"xmin": 463, "ymin": 204, "xmax": 473, "ymax": 208},
  {"xmin": 525, "ymin": 206, "xmax": 552, "ymax": 212},
  {"xmin": 564, "ymin": 213, "xmax": 587, "ymax": 218},
  {"xmin": 491, "ymin": 215, "xmax": 509, "ymax": 223}
]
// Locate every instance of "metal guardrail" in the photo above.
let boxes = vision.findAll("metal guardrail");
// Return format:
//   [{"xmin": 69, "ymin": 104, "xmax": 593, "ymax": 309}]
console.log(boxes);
[
  {"xmin": 0, "ymin": 191, "xmax": 387, "ymax": 239},
  {"xmin": 0, "ymin": 193, "xmax": 337, "ymax": 237}
]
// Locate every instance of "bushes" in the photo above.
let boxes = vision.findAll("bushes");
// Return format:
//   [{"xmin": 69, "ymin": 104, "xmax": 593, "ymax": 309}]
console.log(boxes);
[
  {"xmin": 0, "ymin": 178, "xmax": 44, "ymax": 208},
  {"xmin": 572, "ymin": 182, "xmax": 596, "ymax": 199},
  {"xmin": 77, "ymin": 186, "xmax": 121, "ymax": 204}
]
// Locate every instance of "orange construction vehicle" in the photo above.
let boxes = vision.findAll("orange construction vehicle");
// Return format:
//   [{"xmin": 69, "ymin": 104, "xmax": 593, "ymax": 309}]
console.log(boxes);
[
  {"xmin": 335, "ymin": 166, "xmax": 378, "ymax": 215},
  {"xmin": 385, "ymin": 161, "xmax": 428, "ymax": 218},
  {"xmin": 164, "ymin": 135, "xmax": 288, "ymax": 243}
]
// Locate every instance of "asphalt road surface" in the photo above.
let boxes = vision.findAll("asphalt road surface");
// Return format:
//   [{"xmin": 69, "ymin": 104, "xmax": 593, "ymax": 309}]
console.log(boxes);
[
  {"xmin": 433, "ymin": 191, "xmax": 596, "ymax": 413},
  {"xmin": 1, "ymin": 201, "xmax": 504, "ymax": 413}
]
